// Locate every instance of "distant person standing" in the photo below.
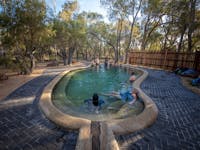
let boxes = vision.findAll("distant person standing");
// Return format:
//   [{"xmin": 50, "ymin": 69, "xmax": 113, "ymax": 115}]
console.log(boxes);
[
  {"xmin": 91, "ymin": 60, "xmax": 95, "ymax": 66},
  {"xmin": 95, "ymin": 58, "xmax": 100, "ymax": 65},
  {"xmin": 104, "ymin": 57, "xmax": 109, "ymax": 67}
]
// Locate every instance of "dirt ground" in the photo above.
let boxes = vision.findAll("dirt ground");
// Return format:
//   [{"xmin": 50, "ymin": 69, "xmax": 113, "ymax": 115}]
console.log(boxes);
[
  {"xmin": 0, "ymin": 69, "xmax": 44, "ymax": 101},
  {"xmin": 0, "ymin": 63, "xmax": 71, "ymax": 101}
]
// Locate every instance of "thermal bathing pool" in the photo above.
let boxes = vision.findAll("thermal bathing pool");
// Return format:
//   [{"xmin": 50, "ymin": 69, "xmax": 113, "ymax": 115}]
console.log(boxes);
[{"xmin": 52, "ymin": 65, "xmax": 144, "ymax": 121}]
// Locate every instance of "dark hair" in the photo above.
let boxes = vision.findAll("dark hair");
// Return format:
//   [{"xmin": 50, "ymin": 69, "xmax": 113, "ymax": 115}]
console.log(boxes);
[
  {"xmin": 132, "ymin": 89, "xmax": 139, "ymax": 99},
  {"xmin": 131, "ymin": 72, "xmax": 135, "ymax": 75},
  {"xmin": 92, "ymin": 93, "xmax": 99, "ymax": 106}
]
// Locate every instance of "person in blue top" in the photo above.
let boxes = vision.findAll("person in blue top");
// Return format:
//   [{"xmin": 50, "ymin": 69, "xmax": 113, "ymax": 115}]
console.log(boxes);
[
  {"xmin": 84, "ymin": 93, "xmax": 105, "ymax": 113},
  {"xmin": 102, "ymin": 88, "xmax": 138, "ymax": 105}
]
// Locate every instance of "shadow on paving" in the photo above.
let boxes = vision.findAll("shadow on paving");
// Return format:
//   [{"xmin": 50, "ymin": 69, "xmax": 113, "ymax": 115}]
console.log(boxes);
[
  {"xmin": 1, "ymin": 75, "xmax": 54, "ymax": 102},
  {"xmin": 116, "ymin": 68, "xmax": 200, "ymax": 150},
  {"xmin": 0, "ymin": 74, "xmax": 78, "ymax": 150}
]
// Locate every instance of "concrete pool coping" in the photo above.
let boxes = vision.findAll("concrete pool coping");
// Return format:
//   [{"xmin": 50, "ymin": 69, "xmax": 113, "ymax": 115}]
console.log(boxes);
[{"xmin": 39, "ymin": 64, "xmax": 158, "ymax": 150}]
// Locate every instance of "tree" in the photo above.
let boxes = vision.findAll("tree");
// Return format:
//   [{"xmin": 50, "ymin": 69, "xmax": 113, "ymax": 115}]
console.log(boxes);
[
  {"xmin": 187, "ymin": 0, "xmax": 197, "ymax": 52},
  {"xmin": 53, "ymin": 1, "xmax": 87, "ymax": 65},
  {"xmin": 0, "ymin": 0, "xmax": 48, "ymax": 74},
  {"xmin": 101, "ymin": 0, "xmax": 142, "ymax": 63}
]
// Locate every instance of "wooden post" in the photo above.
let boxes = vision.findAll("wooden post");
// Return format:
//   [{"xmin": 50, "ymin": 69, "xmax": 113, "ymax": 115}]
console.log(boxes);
[{"xmin": 163, "ymin": 50, "xmax": 168, "ymax": 69}]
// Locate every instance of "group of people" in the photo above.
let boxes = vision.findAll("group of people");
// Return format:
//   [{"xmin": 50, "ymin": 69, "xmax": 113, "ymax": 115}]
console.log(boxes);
[
  {"xmin": 91, "ymin": 57, "xmax": 111, "ymax": 68},
  {"xmin": 91, "ymin": 58, "xmax": 100, "ymax": 66},
  {"xmin": 84, "ymin": 72, "xmax": 138, "ymax": 113}
]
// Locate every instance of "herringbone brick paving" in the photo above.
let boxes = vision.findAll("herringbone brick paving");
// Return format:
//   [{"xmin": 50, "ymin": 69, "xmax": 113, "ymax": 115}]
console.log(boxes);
[
  {"xmin": 0, "ymin": 72, "xmax": 78, "ymax": 150},
  {"xmin": 1, "ymin": 67, "xmax": 199, "ymax": 150},
  {"xmin": 116, "ymin": 69, "xmax": 200, "ymax": 150}
]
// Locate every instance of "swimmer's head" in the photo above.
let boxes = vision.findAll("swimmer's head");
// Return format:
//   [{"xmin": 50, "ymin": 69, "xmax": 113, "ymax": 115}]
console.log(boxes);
[{"xmin": 92, "ymin": 93, "xmax": 99, "ymax": 106}]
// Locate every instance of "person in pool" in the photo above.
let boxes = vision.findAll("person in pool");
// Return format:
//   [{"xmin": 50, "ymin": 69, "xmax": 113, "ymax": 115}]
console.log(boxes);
[
  {"xmin": 129, "ymin": 72, "xmax": 136, "ymax": 84},
  {"xmin": 102, "ymin": 88, "xmax": 138, "ymax": 105},
  {"xmin": 84, "ymin": 93, "xmax": 105, "ymax": 113}
]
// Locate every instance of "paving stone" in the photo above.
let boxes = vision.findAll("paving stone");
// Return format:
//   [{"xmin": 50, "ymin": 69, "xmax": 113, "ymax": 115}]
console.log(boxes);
[
  {"xmin": 116, "ymin": 68, "xmax": 200, "ymax": 149},
  {"xmin": 0, "ymin": 69, "xmax": 79, "ymax": 150},
  {"xmin": 1, "ymin": 66, "xmax": 199, "ymax": 150}
]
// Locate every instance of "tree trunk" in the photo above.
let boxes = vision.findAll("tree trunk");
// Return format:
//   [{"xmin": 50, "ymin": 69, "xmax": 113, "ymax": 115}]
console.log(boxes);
[
  {"xmin": 141, "ymin": 14, "xmax": 150, "ymax": 51},
  {"xmin": 16, "ymin": 56, "xmax": 31, "ymax": 75},
  {"xmin": 30, "ymin": 54, "xmax": 35, "ymax": 73},
  {"xmin": 187, "ymin": 0, "xmax": 196, "ymax": 52},
  {"xmin": 114, "ymin": 48, "xmax": 118, "ymax": 64},
  {"xmin": 173, "ymin": 25, "xmax": 186, "ymax": 69},
  {"xmin": 177, "ymin": 25, "xmax": 186, "ymax": 53},
  {"xmin": 60, "ymin": 49, "xmax": 67, "ymax": 65},
  {"xmin": 125, "ymin": 50, "xmax": 129, "ymax": 64},
  {"xmin": 63, "ymin": 56, "xmax": 67, "ymax": 65},
  {"xmin": 76, "ymin": 50, "xmax": 79, "ymax": 60},
  {"xmin": 86, "ymin": 49, "xmax": 88, "ymax": 60},
  {"xmin": 161, "ymin": 27, "xmax": 170, "ymax": 51},
  {"xmin": 117, "ymin": 19, "xmax": 123, "ymax": 59},
  {"xmin": 23, "ymin": 64, "xmax": 32, "ymax": 75},
  {"xmin": 68, "ymin": 47, "xmax": 75, "ymax": 65},
  {"xmin": 124, "ymin": 0, "xmax": 142, "ymax": 64}
]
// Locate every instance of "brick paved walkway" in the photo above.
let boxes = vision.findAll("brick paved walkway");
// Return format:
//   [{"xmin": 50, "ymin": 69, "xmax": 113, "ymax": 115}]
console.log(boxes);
[
  {"xmin": 116, "ymin": 69, "xmax": 200, "ymax": 150},
  {"xmin": 0, "ymin": 70, "xmax": 78, "ymax": 150},
  {"xmin": 1, "ymin": 67, "xmax": 200, "ymax": 150}
]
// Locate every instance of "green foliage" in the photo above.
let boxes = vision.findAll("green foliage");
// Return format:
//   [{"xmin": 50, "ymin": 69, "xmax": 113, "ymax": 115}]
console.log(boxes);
[
  {"xmin": 1, "ymin": 0, "xmax": 199, "ymax": 72},
  {"xmin": 0, "ymin": 0, "xmax": 49, "ymax": 73}
]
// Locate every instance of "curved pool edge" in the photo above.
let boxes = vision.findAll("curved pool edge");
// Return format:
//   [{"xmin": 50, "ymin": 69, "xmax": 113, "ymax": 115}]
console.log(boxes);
[
  {"xmin": 107, "ymin": 66, "xmax": 158, "ymax": 134},
  {"xmin": 39, "ymin": 64, "xmax": 158, "ymax": 150},
  {"xmin": 39, "ymin": 65, "xmax": 92, "ymax": 150},
  {"xmin": 100, "ymin": 65, "xmax": 158, "ymax": 150}
]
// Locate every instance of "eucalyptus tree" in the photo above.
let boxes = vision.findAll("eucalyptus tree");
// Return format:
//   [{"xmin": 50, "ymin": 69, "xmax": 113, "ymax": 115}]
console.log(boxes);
[
  {"xmin": 88, "ymin": 20, "xmax": 120, "ymax": 60},
  {"xmin": 0, "ymin": 0, "xmax": 49, "ymax": 74},
  {"xmin": 67, "ymin": 14, "xmax": 86, "ymax": 64},
  {"xmin": 193, "ymin": 9, "xmax": 200, "ymax": 50},
  {"xmin": 52, "ymin": 19, "xmax": 68, "ymax": 65},
  {"xmin": 144, "ymin": 0, "xmax": 199, "ymax": 52},
  {"xmin": 187, "ymin": 0, "xmax": 197, "ymax": 52},
  {"xmin": 175, "ymin": 0, "xmax": 199, "ymax": 52},
  {"xmin": 101, "ymin": 0, "xmax": 142, "ymax": 63},
  {"xmin": 160, "ymin": 0, "xmax": 196, "ymax": 52},
  {"xmin": 84, "ymin": 12, "xmax": 104, "ymax": 59},
  {"xmin": 140, "ymin": 0, "xmax": 168, "ymax": 51},
  {"xmin": 101, "ymin": 0, "xmax": 125, "ymax": 63},
  {"xmin": 53, "ymin": 1, "xmax": 87, "ymax": 65}
]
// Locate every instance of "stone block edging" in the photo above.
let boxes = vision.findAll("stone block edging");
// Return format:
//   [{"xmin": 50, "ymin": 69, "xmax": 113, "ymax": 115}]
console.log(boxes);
[
  {"xmin": 39, "ymin": 65, "xmax": 92, "ymax": 150},
  {"xmin": 107, "ymin": 65, "xmax": 158, "ymax": 135},
  {"xmin": 39, "ymin": 64, "xmax": 158, "ymax": 150}
]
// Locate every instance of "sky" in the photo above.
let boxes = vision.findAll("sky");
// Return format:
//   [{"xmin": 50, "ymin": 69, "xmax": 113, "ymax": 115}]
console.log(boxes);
[{"xmin": 45, "ymin": 0, "xmax": 108, "ymax": 21}]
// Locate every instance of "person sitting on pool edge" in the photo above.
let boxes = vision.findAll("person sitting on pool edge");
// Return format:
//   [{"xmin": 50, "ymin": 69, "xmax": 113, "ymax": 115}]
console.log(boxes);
[
  {"xmin": 84, "ymin": 93, "xmax": 105, "ymax": 113},
  {"xmin": 102, "ymin": 88, "xmax": 138, "ymax": 105},
  {"xmin": 129, "ymin": 71, "xmax": 136, "ymax": 84}
]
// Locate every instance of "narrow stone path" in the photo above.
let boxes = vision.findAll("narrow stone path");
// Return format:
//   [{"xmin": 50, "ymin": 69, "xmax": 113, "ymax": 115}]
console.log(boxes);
[
  {"xmin": 0, "ymin": 67, "xmax": 80, "ymax": 150},
  {"xmin": 91, "ymin": 121, "xmax": 100, "ymax": 150},
  {"xmin": 116, "ymin": 69, "xmax": 200, "ymax": 150}
]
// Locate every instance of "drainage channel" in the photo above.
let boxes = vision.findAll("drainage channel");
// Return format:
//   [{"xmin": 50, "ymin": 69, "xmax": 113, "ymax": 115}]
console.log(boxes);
[{"xmin": 91, "ymin": 121, "xmax": 100, "ymax": 150}]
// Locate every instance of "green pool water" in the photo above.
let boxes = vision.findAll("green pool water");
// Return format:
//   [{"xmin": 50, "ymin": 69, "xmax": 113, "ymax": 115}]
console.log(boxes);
[{"xmin": 52, "ymin": 65, "xmax": 144, "ymax": 121}]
